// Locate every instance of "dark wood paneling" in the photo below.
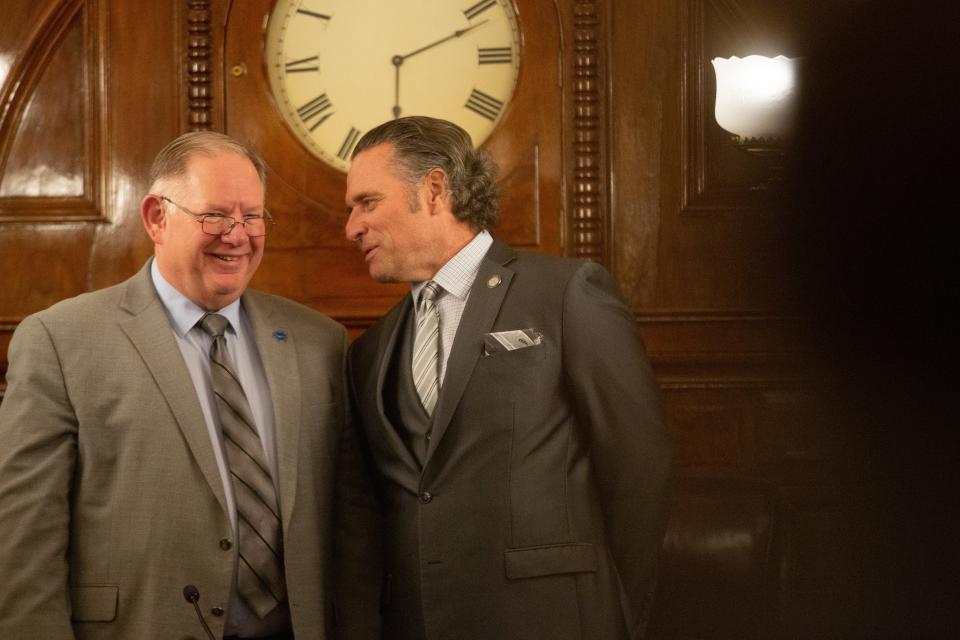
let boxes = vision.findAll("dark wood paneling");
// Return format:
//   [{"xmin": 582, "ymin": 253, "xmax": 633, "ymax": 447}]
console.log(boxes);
[
  {"xmin": 0, "ymin": 0, "xmax": 175, "ymax": 321},
  {"xmin": 0, "ymin": 0, "xmax": 104, "ymax": 221},
  {"xmin": 1, "ymin": 0, "xmax": 880, "ymax": 636},
  {"xmin": 611, "ymin": 1, "xmax": 866, "ymax": 635},
  {"xmin": 650, "ymin": 475, "xmax": 779, "ymax": 640}
]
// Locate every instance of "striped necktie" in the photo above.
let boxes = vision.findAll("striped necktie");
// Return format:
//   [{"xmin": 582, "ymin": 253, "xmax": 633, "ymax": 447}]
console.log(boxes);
[
  {"xmin": 199, "ymin": 313, "xmax": 286, "ymax": 618},
  {"xmin": 412, "ymin": 281, "xmax": 442, "ymax": 415}
]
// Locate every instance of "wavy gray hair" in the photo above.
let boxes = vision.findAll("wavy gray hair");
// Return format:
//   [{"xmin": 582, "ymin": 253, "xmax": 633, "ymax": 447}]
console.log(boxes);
[{"xmin": 352, "ymin": 116, "xmax": 499, "ymax": 231}]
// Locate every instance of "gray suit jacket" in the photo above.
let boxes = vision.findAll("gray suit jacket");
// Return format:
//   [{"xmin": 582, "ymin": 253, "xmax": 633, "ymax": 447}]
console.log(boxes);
[
  {"xmin": 0, "ymin": 262, "xmax": 354, "ymax": 639},
  {"xmin": 347, "ymin": 240, "xmax": 673, "ymax": 640}
]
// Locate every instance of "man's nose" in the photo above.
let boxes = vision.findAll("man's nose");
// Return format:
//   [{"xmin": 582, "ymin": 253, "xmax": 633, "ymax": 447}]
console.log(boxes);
[
  {"xmin": 345, "ymin": 211, "xmax": 365, "ymax": 243},
  {"xmin": 220, "ymin": 218, "xmax": 250, "ymax": 243}
]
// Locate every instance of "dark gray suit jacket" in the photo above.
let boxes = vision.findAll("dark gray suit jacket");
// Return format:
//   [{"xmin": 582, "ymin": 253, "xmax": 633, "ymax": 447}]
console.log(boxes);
[{"xmin": 346, "ymin": 240, "xmax": 672, "ymax": 640}]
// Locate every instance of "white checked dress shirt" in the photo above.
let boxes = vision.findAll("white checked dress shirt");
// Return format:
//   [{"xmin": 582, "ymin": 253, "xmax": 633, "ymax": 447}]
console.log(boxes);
[{"xmin": 411, "ymin": 230, "xmax": 493, "ymax": 384}]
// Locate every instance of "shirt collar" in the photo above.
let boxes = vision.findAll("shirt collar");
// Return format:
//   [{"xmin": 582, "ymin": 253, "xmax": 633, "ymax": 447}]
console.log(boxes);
[
  {"xmin": 150, "ymin": 258, "xmax": 243, "ymax": 338},
  {"xmin": 412, "ymin": 230, "xmax": 493, "ymax": 303}
]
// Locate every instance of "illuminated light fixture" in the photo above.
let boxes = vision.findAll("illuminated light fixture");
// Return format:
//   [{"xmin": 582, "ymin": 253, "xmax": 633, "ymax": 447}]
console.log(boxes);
[{"xmin": 711, "ymin": 55, "xmax": 799, "ymax": 188}]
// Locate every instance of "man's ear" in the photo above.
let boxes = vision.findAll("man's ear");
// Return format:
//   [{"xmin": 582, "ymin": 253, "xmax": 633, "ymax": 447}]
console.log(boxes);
[
  {"xmin": 423, "ymin": 168, "xmax": 449, "ymax": 213},
  {"xmin": 140, "ymin": 194, "xmax": 167, "ymax": 244}
]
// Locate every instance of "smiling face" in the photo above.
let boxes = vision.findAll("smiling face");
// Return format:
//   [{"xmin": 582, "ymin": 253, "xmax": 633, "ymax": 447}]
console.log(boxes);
[
  {"xmin": 143, "ymin": 151, "xmax": 265, "ymax": 310},
  {"xmin": 344, "ymin": 143, "xmax": 440, "ymax": 283}
]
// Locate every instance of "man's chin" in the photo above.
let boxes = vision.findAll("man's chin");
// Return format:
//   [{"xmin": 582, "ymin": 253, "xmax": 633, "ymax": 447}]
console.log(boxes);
[
  {"xmin": 199, "ymin": 278, "xmax": 249, "ymax": 308},
  {"xmin": 368, "ymin": 266, "xmax": 400, "ymax": 284}
]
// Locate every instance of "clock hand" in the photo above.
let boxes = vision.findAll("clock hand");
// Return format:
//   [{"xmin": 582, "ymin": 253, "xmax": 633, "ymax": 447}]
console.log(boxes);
[
  {"xmin": 391, "ymin": 20, "xmax": 487, "ymax": 119},
  {"xmin": 392, "ymin": 57, "xmax": 402, "ymax": 118},
  {"xmin": 397, "ymin": 19, "xmax": 489, "ymax": 63}
]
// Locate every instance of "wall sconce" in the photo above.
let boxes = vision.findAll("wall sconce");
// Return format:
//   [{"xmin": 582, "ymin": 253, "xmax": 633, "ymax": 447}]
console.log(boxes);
[{"xmin": 711, "ymin": 55, "xmax": 799, "ymax": 188}]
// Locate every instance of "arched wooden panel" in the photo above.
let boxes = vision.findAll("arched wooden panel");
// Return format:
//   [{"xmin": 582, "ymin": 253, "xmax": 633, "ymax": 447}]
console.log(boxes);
[{"xmin": 0, "ymin": 0, "xmax": 105, "ymax": 221}]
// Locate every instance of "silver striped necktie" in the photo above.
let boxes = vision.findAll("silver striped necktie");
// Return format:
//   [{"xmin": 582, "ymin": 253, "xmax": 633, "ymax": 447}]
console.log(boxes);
[
  {"xmin": 199, "ymin": 313, "xmax": 286, "ymax": 619},
  {"xmin": 412, "ymin": 281, "xmax": 442, "ymax": 415}
]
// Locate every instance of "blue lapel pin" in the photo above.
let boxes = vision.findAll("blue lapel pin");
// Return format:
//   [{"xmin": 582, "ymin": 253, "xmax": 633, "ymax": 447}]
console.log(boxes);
[{"xmin": 273, "ymin": 330, "xmax": 287, "ymax": 342}]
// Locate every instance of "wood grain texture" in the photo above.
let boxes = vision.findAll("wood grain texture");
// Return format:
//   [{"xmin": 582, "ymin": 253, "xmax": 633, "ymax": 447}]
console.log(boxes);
[
  {"xmin": 0, "ymin": 2, "xmax": 876, "ymax": 635},
  {"xmin": 0, "ymin": 0, "xmax": 104, "ymax": 221}
]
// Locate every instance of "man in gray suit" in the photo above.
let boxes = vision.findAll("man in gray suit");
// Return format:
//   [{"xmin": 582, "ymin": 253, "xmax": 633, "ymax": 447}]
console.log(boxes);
[
  {"xmin": 0, "ymin": 132, "xmax": 363, "ymax": 639},
  {"xmin": 343, "ymin": 116, "xmax": 673, "ymax": 640}
]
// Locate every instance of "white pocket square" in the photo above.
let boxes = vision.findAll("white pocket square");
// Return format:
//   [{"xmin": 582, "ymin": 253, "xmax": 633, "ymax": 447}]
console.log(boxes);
[{"xmin": 483, "ymin": 328, "xmax": 543, "ymax": 356}]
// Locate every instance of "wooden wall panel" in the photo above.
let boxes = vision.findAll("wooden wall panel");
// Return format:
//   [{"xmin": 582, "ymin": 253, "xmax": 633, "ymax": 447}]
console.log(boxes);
[
  {"xmin": 0, "ymin": 0, "xmax": 184, "ymax": 399},
  {"xmin": 2, "ymin": 18, "xmax": 86, "ymax": 199},
  {"xmin": 0, "ymin": 0, "xmax": 104, "ymax": 220},
  {"xmin": 610, "ymin": 1, "xmax": 866, "ymax": 636}
]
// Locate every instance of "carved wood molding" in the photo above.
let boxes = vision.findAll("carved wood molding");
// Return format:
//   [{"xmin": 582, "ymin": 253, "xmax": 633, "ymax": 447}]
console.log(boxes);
[
  {"xmin": 567, "ymin": 1, "xmax": 608, "ymax": 264},
  {"xmin": 184, "ymin": 0, "xmax": 214, "ymax": 131}
]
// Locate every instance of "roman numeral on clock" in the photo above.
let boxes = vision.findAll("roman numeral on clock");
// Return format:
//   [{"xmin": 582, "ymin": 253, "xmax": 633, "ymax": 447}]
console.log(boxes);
[
  {"xmin": 285, "ymin": 55, "xmax": 319, "ymax": 73},
  {"xmin": 337, "ymin": 127, "xmax": 362, "ymax": 161},
  {"xmin": 478, "ymin": 47, "xmax": 512, "ymax": 65},
  {"xmin": 296, "ymin": 8, "xmax": 331, "ymax": 21},
  {"xmin": 297, "ymin": 94, "xmax": 333, "ymax": 131},
  {"xmin": 463, "ymin": 0, "xmax": 496, "ymax": 21},
  {"xmin": 464, "ymin": 89, "xmax": 504, "ymax": 121}
]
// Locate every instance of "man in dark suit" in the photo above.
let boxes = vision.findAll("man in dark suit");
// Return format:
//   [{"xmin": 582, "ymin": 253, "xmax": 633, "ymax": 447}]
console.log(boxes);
[{"xmin": 343, "ymin": 116, "xmax": 672, "ymax": 640}]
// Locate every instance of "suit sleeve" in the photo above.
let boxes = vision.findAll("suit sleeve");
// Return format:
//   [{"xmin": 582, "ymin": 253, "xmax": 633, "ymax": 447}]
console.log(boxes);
[
  {"xmin": 0, "ymin": 315, "xmax": 78, "ymax": 639},
  {"xmin": 561, "ymin": 262, "xmax": 673, "ymax": 639},
  {"xmin": 332, "ymin": 333, "xmax": 383, "ymax": 640}
]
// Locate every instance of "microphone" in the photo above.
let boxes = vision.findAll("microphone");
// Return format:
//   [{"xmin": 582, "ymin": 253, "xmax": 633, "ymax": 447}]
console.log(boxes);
[{"xmin": 182, "ymin": 584, "xmax": 216, "ymax": 640}]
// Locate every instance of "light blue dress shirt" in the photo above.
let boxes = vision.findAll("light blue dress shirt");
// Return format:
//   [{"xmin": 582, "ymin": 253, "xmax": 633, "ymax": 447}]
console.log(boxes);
[{"xmin": 150, "ymin": 259, "xmax": 285, "ymax": 636}]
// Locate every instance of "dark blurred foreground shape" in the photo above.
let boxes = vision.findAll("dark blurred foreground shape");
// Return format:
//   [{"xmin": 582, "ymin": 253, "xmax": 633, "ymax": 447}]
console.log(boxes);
[
  {"xmin": 649, "ymin": 1, "xmax": 958, "ymax": 638},
  {"xmin": 787, "ymin": 1, "xmax": 958, "ymax": 636}
]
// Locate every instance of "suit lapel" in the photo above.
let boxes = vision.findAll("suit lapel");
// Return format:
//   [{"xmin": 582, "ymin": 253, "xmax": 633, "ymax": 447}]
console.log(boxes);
[
  {"xmin": 243, "ymin": 292, "xmax": 302, "ymax": 530},
  {"xmin": 425, "ymin": 240, "xmax": 516, "ymax": 463},
  {"xmin": 372, "ymin": 296, "xmax": 421, "ymax": 475},
  {"xmin": 118, "ymin": 263, "xmax": 228, "ymax": 515}
]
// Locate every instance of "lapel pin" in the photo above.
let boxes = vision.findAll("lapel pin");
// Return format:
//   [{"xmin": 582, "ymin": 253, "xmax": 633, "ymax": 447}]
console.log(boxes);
[
  {"xmin": 273, "ymin": 330, "xmax": 288, "ymax": 342},
  {"xmin": 487, "ymin": 275, "xmax": 502, "ymax": 288}
]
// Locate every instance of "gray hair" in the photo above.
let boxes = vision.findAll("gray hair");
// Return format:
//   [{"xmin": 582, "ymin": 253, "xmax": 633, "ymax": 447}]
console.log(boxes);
[
  {"xmin": 149, "ymin": 131, "xmax": 267, "ymax": 194},
  {"xmin": 352, "ymin": 116, "xmax": 498, "ymax": 231}
]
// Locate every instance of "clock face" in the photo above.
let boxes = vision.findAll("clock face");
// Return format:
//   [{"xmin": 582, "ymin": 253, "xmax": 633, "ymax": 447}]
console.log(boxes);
[{"xmin": 265, "ymin": 0, "xmax": 521, "ymax": 172}]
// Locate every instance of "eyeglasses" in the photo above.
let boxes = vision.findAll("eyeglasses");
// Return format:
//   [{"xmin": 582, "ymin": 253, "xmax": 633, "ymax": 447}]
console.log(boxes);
[{"xmin": 158, "ymin": 195, "xmax": 275, "ymax": 237}]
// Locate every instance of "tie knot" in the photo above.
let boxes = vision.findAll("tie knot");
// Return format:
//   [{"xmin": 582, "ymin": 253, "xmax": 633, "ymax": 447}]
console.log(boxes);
[
  {"xmin": 199, "ymin": 313, "xmax": 230, "ymax": 339},
  {"xmin": 420, "ymin": 281, "xmax": 441, "ymax": 305}
]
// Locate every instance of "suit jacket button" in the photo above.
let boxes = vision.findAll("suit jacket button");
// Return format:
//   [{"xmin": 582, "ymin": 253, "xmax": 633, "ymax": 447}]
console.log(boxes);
[
  {"xmin": 211, "ymin": 606, "xmax": 225, "ymax": 617},
  {"xmin": 419, "ymin": 491, "xmax": 433, "ymax": 504},
  {"xmin": 219, "ymin": 538, "xmax": 232, "ymax": 550}
]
